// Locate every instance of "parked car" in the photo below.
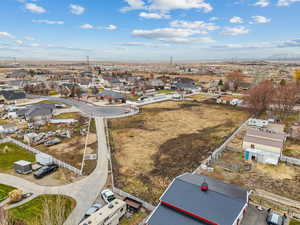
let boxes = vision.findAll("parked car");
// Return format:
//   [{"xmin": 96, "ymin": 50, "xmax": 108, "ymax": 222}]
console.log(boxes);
[
  {"xmin": 101, "ymin": 189, "xmax": 116, "ymax": 204},
  {"xmin": 33, "ymin": 164, "xmax": 58, "ymax": 179},
  {"xmin": 84, "ymin": 203, "xmax": 103, "ymax": 217},
  {"xmin": 266, "ymin": 212, "xmax": 285, "ymax": 225}
]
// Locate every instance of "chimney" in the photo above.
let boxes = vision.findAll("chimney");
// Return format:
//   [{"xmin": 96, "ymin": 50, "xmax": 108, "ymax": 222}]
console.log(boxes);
[{"xmin": 200, "ymin": 181, "xmax": 208, "ymax": 192}]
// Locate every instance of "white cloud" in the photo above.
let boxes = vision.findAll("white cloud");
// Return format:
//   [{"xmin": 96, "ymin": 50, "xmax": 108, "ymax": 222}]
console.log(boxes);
[
  {"xmin": 80, "ymin": 24, "xmax": 117, "ymax": 30},
  {"xmin": 222, "ymin": 26, "xmax": 249, "ymax": 35},
  {"xmin": 229, "ymin": 16, "xmax": 243, "ymax": 24},
  {"xmin": 277, "ymin": 0, "xmax": 300, "ymax": 6},
  {"xmin": 114, "ymin": 42, "xmax": 169, "ymax": 47},
  {"xmin": 170, "ymin": 20, "xmax": 219, "ymax": 31},
  {"xmin": 25, "ymin": 3, "xmax": 46, "ymax": 14},
  {"xmin": 149, "ymin": 0, "xmax": 213, "ymax": 12},
  {"xmin": 69, "ymin": 4, "xmax": 85, "ymax": 15},
  {"xmin": 0, "ymin": 32, "xmax": 15, "ymax": 39},
  {"xmin": 16, "ymin": 40, "xmax": 24, "ymax": 45},
  {"xmin": 209, "ymin": 17, "xmax": 219, "ymax": 21},
  {"xmin": 251, "ymin": 16, "xmax": 271, "ymax": 23},
  {"xmin": 132, "ymin": 28, "xmax": 215, "ymax": 43},
  {"xmin": 121, "ymin": 0, "xmax": 145, "ymax": 12},
  {"xmin": 80, "ymin": 24, "xmax": 93, "ymax": 29},
  {"xmin": 211, "ymin": 39, "xmax": 300, "ymax": 49},
  {"xmin": 121, "ymin": 0, "xmax": 213, "ymax": 13},
  {"xmin": 254, "ymin": 0, "xmax": 270, "ymax": 7},
  {"xmin": 24, "ymin": 36, "xmax": 35, "ymax": 41},
  {"xmin": 32, "ymin": 20, "xmax": 64, "ymax": 25},
  {"xmin": 139, "ymin": 12, "xmax": 170, "ymax": 19},
  {"xmin": 105, "ymin": 25, "xmax": 118, "ymax": 30}
]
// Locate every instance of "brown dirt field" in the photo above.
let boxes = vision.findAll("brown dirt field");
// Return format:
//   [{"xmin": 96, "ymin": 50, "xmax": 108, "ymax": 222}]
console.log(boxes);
[
  {"xmin": 109, "ymin": 101, "xmax": 249, "ymax": 204},
  {"xmin": 284, "ymin": 138, "xmax": 300, "ymax": 159},
  {"xmin": 202, "ymin": 151, "xmax": 300, "ymax": 202},
  {"xmin": 37, "ymin": 133, "xmax": 97, "ymax": 174}
]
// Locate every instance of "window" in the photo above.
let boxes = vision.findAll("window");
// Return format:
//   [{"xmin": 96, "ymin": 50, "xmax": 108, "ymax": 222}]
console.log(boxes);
[{"xmin": 251, "ymin": 144, "xmax": 255, "ymax": 149}]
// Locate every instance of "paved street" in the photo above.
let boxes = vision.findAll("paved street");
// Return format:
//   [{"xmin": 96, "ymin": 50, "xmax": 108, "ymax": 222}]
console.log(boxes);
[
  {"xmin": 0, "ymin": 117, "xmax": 109, "ymax": 225},
  {"xmin": 27, "ymin": 94, "xmax": 136, "ymax": 118}
]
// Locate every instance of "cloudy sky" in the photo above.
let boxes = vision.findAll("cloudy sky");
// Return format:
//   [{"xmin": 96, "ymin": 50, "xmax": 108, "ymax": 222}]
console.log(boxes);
[{"xmin": 0, "ymin": 0, "xmax": 299, "ymax": 61}]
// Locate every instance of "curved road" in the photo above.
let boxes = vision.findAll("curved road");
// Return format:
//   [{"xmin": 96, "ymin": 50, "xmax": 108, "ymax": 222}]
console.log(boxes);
[
  {"xmin": 0, "ymin": 96, "xmax": 136, "ymax": 224},
  {"xmin": 27, "ymin": 94, "xmax": 136, "ymax": 118}
]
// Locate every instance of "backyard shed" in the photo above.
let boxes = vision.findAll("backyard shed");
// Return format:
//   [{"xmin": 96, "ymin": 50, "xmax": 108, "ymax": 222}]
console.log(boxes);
[
  {"xmin": 244, "ymin": 148, "xmax": 280, "ymax": 165},
  {"xmin": 14, "ymin": 160, "xmax": 32, "ymax": 174}
]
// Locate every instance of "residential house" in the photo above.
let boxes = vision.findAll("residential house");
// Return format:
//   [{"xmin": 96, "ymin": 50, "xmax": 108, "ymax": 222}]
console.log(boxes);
[
  {"xmin": 0, "ymin": 90, "xmax": 26, "ymax": 105},
  {"xmin": 243, "ymin": 128, "xmax": 286, "ymax": 165},
  {"xmin": 175, "ymin": 82, "xmax": 197, "ymax": 92},
  {"xmin": 0, "ymin": 123, "xmax": 18, "ymax": 134},
  {"xmin": 148, "ymin": 79, "xmax": 165, "ymax": 90},
  {"xmin": 97, "ymin": 90, "xmax": 126, "ymax": 103},
  {"xmin": 146, "ymin": 173, "xmax": 249, "ymax": 225},
  {"xmin": 17, "ymin": 104, "xmax": 55, "ymax": 124}
]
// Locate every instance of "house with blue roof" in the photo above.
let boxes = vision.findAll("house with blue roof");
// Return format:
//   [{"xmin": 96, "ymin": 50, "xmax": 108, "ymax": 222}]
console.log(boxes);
[{"xmin": 146, "ymin": 173, "xmax": 249, "ymax": 225}]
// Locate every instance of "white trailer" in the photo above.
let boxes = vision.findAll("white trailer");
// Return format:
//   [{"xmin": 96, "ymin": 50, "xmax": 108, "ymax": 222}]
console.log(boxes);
[
  {"xmin": 36, "ymin": 153, "xmax": 53, "ymax": 166},
  {"xmin": 79, "ymin": 199, "xmax": 126, "ymax": 225}
]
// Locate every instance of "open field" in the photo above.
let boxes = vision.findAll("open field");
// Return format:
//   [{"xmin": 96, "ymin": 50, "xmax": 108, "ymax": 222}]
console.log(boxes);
[
  {"xmin": 284, "ymin": 138, "xmax": 300, "ymax": 159},
  {"xmin": 109, "ymin": 101, "xmax": 249, "ymax": 204},
  {"xmin": 35, "ymin": 113, "xmax": 97, "ymax": 175},
  {"xmin": 38, "ymin": 133, "xmax": 97, "ymax": 173},
  {"xmin": 189, "ymin": 94, "xmax": 210, "ymax": 100},
  {"xmin": 157, "ymin": 89, "xmax": 175, "ymax": 94},
  {"xmin": 0, "ymin": 184, "xmax": 16, "ymax": 201},
  {"xmin": 0, "ymin": 142, "xmax": 35, "ymax": 172},
  {"xmin": 9, "ymin": 195, "xmax": 76, "ymax": 225},
  {"xmin": 201, "ymin": 151, "xmax": 300, "ymax": 202},
  {"xmin": 290, "ymin": 219, "xmax": 300, "ymax": 225}
]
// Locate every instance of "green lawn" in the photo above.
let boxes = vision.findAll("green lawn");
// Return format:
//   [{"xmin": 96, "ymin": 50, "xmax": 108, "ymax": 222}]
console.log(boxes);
[
  {"xmin": 0, "ymin": 184, "xmax": 16, "ymax": 201},
  {"xmin": 157, "ymin": 89, "xmax": 175, "ymax": 94},
  {"xmin": 9, "ymin": 195, "xmax": 76, "ymax": 225},
  {"xmin": 54, "ymin": 112, "xmax": 82, "ymax": 120},
  {"xmin": 0, "ymin": 142, "xmax": 35, "ymax": 172},
  {"xmin": 290, "ymin": 219, "xmax": 300, "ymax": 225}
]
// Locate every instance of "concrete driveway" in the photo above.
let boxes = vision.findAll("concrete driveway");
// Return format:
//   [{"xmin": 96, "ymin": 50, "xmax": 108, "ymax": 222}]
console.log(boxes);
[{"xmin": 241, "ymin": 204, "xmax": 268, "ymax": 225}]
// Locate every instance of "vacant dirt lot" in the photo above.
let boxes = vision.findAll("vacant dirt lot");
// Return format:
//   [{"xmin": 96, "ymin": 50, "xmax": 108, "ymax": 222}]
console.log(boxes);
[
  {"xmin": 284, "ymin": 138, "xmax": 300, "ymax": 159},
  {"xmin": 37, "ymin": 133, "xmax": 97, "ymax": 175},
  {"xmin": 109, "ymin": 101, "xmax": 249, "ymax": 204},
  {"xmin": 202, "ymin": 151, "xmax": 300, "ymax": 202}
]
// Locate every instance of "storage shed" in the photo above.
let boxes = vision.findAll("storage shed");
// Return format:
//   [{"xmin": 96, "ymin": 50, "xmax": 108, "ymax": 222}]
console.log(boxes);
[
  {"xmin": 244, "ymin": 148, "xmax": 280, "ymax": 165},
  {"xmin": 14, "ymin": 160, "xmax": 32, "ymax": 174}
]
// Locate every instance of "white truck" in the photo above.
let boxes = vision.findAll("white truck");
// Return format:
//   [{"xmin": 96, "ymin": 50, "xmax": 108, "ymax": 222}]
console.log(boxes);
[{"xmin": 248, "ymin": 118, "xmax": 268, "ymax": 127}]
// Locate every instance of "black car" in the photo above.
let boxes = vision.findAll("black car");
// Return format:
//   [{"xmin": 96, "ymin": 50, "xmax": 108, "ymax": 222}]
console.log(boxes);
[{"xmin": 33, "ymin": 164, "xmax": 58, "ymax": 179}]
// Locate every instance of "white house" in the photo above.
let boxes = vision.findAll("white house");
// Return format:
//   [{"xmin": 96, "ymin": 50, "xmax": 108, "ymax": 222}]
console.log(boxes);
[
  {"xmin": 0, "ymin": 123, "xmax": 18, "ymax": 134},
  {"xmin": 243, "ymin": 128, "xmax": 286, "ymax": 165}
]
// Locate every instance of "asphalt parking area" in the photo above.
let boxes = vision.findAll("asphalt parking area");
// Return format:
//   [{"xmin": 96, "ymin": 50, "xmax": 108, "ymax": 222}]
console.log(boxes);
[{"xmin": 241, "ymin": 204, "xmax": 268, "ymax": 225}]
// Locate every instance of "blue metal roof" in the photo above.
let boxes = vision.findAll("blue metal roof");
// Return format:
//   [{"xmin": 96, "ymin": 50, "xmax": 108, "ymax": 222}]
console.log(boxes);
[{"xmin": 147, "ymin": 173, "xmax": 248, "ymax": 225}]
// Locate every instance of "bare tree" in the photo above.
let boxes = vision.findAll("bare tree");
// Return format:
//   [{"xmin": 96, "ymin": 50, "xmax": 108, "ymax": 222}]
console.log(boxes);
[
  {"xmin": 272, "ymin": 82, "xmax": 299, "ymax": 119},
  {"xmin": 226, "ymin": 71, "xmax": 244, "ymax": 91},
  {"xmin": 244, "ymin": 80, "xmax": 274, "ymax": 115}
]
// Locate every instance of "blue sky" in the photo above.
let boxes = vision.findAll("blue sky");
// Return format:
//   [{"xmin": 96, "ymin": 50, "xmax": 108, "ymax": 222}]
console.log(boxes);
[{"xmin": 0, "ymin": 0, "xmax": 299, "ymax": 61}]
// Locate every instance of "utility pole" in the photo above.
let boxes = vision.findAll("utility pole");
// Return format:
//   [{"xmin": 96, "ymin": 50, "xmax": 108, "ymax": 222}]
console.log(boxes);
[
  {"xmin": 86, "ymin": 56, "xmax": 90, "ymax": 71},
  {"xmin": 170, "ymin": 56, "xmax": 173, "ymax": 65}
]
